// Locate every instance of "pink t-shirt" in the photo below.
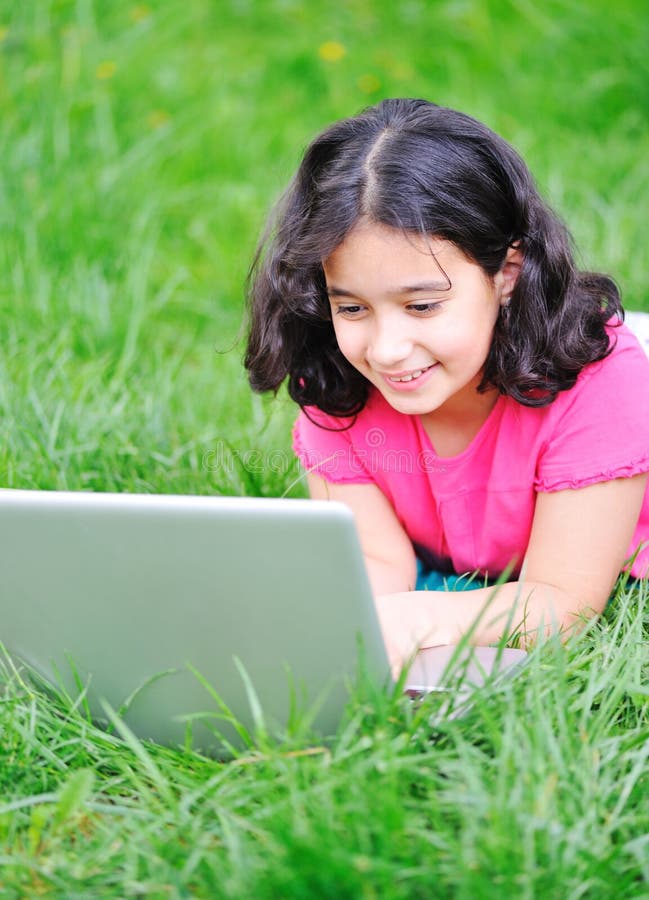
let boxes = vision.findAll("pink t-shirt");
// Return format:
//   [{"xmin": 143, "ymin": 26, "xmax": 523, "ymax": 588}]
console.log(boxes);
[{"xmin": 293, "ymin": 322, "xmax": 649, "ymax": 579}]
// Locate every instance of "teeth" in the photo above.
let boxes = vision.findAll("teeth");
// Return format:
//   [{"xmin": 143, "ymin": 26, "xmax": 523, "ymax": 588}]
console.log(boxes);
[{"xmin": 389, "ymin": 366, "xmax": 431, "ymax": 383}]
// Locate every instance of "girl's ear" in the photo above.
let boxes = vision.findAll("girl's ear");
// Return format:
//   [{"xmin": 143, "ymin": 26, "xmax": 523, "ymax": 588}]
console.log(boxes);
[{"xmin": 498, "ymin": 243, "xmax": 524, "ymax": 303}]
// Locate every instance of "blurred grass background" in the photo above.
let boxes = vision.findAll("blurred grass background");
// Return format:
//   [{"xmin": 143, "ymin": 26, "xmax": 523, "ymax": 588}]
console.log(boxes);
[{"xmin": 0, "ymin": 0, "xmax": 647, "ymax": 498}]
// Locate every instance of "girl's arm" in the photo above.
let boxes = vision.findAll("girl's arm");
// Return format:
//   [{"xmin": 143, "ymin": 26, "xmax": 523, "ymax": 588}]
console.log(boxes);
[
  {"xmin": 307, "ymin": 471, "xmax": 648, "ymax": 673},
  {"xmin": 376, "ymin": 473, "xmax": 647, "ymax": 670}
]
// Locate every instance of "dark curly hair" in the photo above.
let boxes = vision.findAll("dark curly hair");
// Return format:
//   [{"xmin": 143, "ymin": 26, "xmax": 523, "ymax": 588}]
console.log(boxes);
[{"xmin": 245, "ymin": 98, "xmax": 622, "ymax": 415}]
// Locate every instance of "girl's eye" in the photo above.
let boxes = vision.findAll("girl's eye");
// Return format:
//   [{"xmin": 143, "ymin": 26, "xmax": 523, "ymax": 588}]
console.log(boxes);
[
  {"xmin": 408, "ymin": 301, "xmax": 443, "ymax": 314},
  {"xmin": 335, "ymin": 305, "xmax": 365, "ymax": 317}
]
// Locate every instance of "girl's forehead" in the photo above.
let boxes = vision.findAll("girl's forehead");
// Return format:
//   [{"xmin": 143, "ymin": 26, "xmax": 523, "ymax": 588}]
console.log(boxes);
[{"xmin": 323, "ymin": 223, "xmax": 462, "ymax": 274}]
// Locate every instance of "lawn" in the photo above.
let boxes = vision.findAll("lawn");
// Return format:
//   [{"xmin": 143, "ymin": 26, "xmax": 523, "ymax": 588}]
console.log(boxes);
[{"xmin": 1, "ymin": 0, "xmax": 648, "ymax": 896}]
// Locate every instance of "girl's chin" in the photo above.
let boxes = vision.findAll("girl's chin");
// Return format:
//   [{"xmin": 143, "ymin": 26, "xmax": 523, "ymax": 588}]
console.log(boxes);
[{"xmin": 378, "ymin": 390, "xmax": 443, "ymax": 416}]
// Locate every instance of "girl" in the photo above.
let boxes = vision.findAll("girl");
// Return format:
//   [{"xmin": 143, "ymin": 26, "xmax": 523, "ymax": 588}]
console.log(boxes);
[{"xmin": 245, "ymin": 98, "xmax": 649, "ymax": 672}]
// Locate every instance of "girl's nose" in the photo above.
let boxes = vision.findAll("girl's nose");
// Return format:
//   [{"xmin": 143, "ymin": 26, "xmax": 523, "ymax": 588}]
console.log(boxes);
[{"xmin": 368, "ymin": 318, "xmax": 413, "ymax": 369}]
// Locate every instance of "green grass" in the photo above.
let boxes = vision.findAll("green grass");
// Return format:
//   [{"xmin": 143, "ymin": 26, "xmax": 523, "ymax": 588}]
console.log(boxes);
[{"xmin": 1, "ymin": 0, "xmax": 648, "ymax": 895}]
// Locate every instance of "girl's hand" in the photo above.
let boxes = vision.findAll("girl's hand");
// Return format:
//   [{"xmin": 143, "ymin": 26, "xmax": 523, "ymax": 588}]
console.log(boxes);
[{"xmin": 374, "ymin": 591, "xmax": 457, "ymax": 678}]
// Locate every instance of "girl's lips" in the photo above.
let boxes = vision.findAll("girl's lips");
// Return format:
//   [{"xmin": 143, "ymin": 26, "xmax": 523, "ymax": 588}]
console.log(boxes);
[{"xmin": 379, "ymin": 363, "xmax": 438, "ymax": 392}]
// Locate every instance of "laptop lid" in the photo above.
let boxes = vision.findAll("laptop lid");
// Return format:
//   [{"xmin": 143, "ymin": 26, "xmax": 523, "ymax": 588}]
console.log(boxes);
[{"xmin": 0, "ymin": 489, "xmax": 391, "ymax": 751}]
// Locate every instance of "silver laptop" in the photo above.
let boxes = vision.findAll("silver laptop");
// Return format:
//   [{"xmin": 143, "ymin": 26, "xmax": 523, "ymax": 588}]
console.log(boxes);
[{"xmin": 0, "ymin": 489, "xmax": 525, "ymax": 752}]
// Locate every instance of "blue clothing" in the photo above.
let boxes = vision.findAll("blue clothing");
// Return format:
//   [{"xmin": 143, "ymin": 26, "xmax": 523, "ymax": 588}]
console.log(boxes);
[{"xmin": 415, "ymin": 560, "xmax": 491, "ymax": 592}]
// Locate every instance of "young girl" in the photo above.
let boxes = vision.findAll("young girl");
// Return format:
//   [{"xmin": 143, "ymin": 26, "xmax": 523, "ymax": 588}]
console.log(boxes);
[{"xmin": 245, "ymin": 98, "xmax": 649, "ymax": 672}]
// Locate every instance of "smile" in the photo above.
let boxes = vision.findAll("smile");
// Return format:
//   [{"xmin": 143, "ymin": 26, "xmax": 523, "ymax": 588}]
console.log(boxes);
[
  {"xmin": 378, "ymin": 363, "xmax": 439, "ymax": 393},
  {"xmin": 387, "ymin": 364, "xmax": 436, "ymax": 383}
]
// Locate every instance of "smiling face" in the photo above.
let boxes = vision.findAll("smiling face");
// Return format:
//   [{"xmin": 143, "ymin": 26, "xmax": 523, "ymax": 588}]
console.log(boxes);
[{"xmin": 323, "ymin": 222, "xmax": 520, "ymax": 425}]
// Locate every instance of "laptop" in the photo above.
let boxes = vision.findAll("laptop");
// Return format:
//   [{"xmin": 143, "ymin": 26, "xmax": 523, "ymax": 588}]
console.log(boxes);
[{"xmin": 0, "ymin": 489, "xmax": 526, "ymax": 753}]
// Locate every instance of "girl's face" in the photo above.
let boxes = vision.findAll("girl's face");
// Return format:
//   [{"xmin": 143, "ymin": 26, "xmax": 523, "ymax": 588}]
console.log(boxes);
[{"xmin": 323, "ymin": 222, "xmax": 520, "ymax": 424}]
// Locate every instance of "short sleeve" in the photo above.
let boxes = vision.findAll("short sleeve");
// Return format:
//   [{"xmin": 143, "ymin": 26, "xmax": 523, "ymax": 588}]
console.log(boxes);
[
  {"xmin": 292, "ymin": 407, "xmax": 375, "ymax": 484},
  {"xmin": 535, "ymin": 326, "xmax": 649, "ymax": 492}
]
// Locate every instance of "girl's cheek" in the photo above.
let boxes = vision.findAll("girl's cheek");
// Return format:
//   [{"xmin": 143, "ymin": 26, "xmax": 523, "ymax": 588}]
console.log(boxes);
[
  {"xmin": 333, "ymin": 336, "xmax": 355, "ymax": 365},
  {"xmin": 333, "ymin": 325, "xmax": 361, "ymax": 356}
]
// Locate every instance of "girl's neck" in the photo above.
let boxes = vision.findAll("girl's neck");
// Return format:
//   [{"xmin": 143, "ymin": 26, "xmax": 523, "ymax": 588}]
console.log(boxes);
[{"xmin": 419, "ymin": 385, "xmax": 500, "ymax": 458}]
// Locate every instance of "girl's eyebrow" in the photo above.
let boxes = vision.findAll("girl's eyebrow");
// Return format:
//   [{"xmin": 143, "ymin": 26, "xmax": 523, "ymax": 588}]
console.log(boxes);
[
  {"xmin": 327, "ymin": 280, "xmax": 449, "ymax": 298},
  {"xmin": 395, "ymin": 281, "xmax": 450, "ymax": 294}
]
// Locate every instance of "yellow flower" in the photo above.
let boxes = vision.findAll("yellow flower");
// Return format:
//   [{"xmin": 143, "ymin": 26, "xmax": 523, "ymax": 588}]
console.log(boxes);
[
  {"xmin": 318, "ymin": 41, "xmax": 346, "ymax": 62},
  {"xmin": 147, "ymin": 109, "xmax": 170, "ymax": 129},
  {"xmin": 357, "ymin": 73, "xmax": 381, "ymax": 94},
  {"xmin": 391, "ymin": 61, "xmax": 414, "ymax": 80},
  {"xmin": 95, "ymin": 60, "xmax": 117, "ymax": 80},
  {"xmin": 129, "ymin": 5, "xmax": 151, "ymax": 23}
]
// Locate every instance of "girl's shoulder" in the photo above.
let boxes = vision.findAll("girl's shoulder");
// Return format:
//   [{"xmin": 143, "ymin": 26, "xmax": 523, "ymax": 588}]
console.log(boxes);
[
  {"xmin": 563, "ymin": 317, "xmax": 649, "ymax": 401},
  {"xmin": 292, "ymin": 390, "xmax": 421, "ymax": 483},
  {"xmin": 507, "ymin": 317, "xmax": 649, "ymax": 437},
  {"xmin": 528, "ymin": 317, "xmax": 649, "ymax": 492},
  {"xmin": 296, "ymin": 387, "xmax": 409, "ymax": 436}
]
